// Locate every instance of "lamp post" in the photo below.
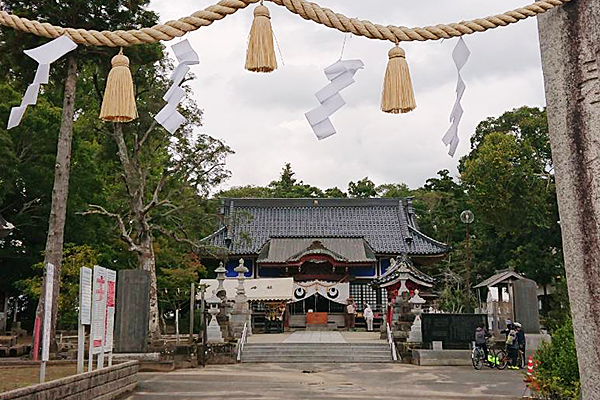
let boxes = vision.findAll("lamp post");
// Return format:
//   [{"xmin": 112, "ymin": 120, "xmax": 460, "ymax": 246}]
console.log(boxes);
[{"xmin": 460, "ymin": 210, "xmax": 474, "ymax": 311}]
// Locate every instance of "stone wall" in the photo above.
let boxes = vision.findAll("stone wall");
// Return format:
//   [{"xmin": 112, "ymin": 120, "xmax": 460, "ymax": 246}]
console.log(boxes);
[{"xmin": 0, "ymin": 360, "xmax": 138, "ymax": 400}]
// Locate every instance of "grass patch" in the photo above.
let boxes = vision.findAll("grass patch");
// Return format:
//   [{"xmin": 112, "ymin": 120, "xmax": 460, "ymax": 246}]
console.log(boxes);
[{"xmin": 0, "ymin": 364, "xmax": 77, "ymax": 393}]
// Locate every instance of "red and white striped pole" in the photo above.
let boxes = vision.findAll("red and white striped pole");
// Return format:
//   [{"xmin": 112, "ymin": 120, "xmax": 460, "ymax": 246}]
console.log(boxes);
[{"xmin": 524, "ymin": 355, "xmax": 534, "ymax": 382}]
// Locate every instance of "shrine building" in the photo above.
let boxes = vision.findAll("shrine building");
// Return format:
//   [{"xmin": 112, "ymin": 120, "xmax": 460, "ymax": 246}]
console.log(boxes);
[{"xmin": 202, "ymin": 198, "xmax": 447, "ymax": 329}]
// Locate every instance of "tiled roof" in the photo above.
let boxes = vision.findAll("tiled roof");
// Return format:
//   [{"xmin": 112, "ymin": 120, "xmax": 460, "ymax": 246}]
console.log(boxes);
[
  {"xmin": 203, "ymin": 198, "xmax": 448, "ymax": 256},
  {"xmin": 474, "ymin": 269, "xmax": 525, "ymax": 288},
  {"xmin": 257, "ymin": 238, "xmax": 377, "ymax": 263},
  {"xmin": 372, "ymin": 254, "xmax": 435, "ymax": 287}
]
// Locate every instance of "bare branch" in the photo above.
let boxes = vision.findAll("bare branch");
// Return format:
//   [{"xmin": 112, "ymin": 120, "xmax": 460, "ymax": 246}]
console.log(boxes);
[
  {"xmin": 142, "ymin": 159, "xmax": 183, "ymax": 215},
  {"xmin": 79, "ymin": 205, "xmax": 141, "ymax": 253},
  {"xmin": 152, "ymin": 224, "xmax": 228, "ymax": 258},
  {"xmin": 139, "ymin": 120, "xmax": 158, "ymax": 150}
]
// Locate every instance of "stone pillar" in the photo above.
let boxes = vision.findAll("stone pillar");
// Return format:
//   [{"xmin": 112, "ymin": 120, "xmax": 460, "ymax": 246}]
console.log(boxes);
[
  {"xmin": 538, "ymin": 2, "xmax": 600, "ymax": 396},
  {"xmin": 230, "ymin": 259, "xmax": 252, "ymax": 338},
  {"xmin": 214, "ymin": 262, "xmax": 230, "ymax": 339}
]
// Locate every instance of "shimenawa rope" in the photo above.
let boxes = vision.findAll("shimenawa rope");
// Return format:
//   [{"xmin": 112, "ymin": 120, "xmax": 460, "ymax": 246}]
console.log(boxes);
[{"xmin": 0, "ymin": 0, "xmax": 571, "ymax": 47}]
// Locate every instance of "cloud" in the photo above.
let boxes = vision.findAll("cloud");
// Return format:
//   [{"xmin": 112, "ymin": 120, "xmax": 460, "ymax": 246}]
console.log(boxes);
[{"xmin": 151, "ymin": 0, "xmax": 547, "ymax": 191}]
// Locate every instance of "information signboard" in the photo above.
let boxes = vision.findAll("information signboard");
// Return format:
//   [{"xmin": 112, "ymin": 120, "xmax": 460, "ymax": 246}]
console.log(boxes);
[
  {"xmin": 79, "ymin": 267, "xmax": 92, "ymax": 325},
  {"xmin": 41, "ymin": 263, "xmax": 54, "ymax": 362},
  {"xmin": 103, "ymin": 269, "xmax": 117, "ymax": 351},
  {"xmin": 90, "ymin": 266, "xmax": 108, "ymax": 355}
]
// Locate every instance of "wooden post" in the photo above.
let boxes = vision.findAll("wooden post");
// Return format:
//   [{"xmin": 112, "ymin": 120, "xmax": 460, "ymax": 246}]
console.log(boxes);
[
  {"xmin": 77, "ymin": 323, "xmax": 85, "ymax": 374},
  {"xmin": 538, "ymin": 1, "xmax": 600, "ymax": 396},
  {"xmin": 175, "ymin": 308, "xmax": 180, "ymax": 345},
  {"xmin": 189, "ymin": 283, "xmax": 195, "ymax": 345}
]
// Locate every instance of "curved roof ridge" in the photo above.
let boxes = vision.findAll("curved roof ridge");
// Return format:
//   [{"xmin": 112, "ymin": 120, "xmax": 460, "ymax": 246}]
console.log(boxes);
[{"xmin": 408, "ymin": 225, "xmax": 449, "ymax": 250}]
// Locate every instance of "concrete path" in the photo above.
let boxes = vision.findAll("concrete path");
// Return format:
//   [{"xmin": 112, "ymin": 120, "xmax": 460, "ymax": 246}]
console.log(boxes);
[
  {"xmin": 248, "ymin": 331, "xmax": 382, "ymax": 344},
  {"xmin": 125, "ymin": 363, "xmax": 528, "ymax": 400}
]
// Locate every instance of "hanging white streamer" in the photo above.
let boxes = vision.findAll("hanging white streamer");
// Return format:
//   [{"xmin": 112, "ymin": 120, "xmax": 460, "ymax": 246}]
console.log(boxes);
[
  {"xmin": 305, "ymin": 59, "xmax": 364, "ymax": 140},
  {"xmin": 155, "ymin": 39, "xmax": 199, "ymax": 134},
  {"xmin": 442, "ymin": 38, "xmax": 470, "ymax": 157},
  {"xmin": 7, "ymin": 36, "xmax": 77, "ymax": 129}
]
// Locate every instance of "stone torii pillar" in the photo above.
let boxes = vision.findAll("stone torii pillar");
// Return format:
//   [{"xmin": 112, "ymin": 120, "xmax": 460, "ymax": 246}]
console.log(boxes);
[{"xmin": 538, "ymin": 1, "xmax": 600, "ymax": 397}]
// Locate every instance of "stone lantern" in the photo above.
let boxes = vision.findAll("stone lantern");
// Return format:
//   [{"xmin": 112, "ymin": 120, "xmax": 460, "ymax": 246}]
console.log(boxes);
[
  {"xmin": 407, "ymin": 289, "xmax": 426, "ymax": 343},
  {"xmin": 206, "ymin": 293, "xmax": 224, "ymax": 343},
  {"xmin": 215, "ymin": 261, "xmax": 227, "ymax": 300},
  {"xmin": 230, "ymin": 258, "xmax": 252, "ymax": 337}
]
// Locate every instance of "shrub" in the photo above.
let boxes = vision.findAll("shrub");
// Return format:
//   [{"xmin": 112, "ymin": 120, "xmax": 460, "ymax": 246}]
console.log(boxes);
[{"xmin": 532, "ymin": 318, "xmax": 580, "ymax": 399}]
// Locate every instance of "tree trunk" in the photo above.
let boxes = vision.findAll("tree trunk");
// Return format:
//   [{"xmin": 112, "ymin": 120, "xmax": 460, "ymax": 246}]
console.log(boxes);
[
  {"xmin": 34, "ymin": 55, "xmax": 78, "ymax": 353},
  {"xmin": 538, "ymin": 2, "xmax": 600, "ymax": 397},
  {"xmin": 111, "ymin": 123, "xmax": 161, "ymax": 339},
  {"xmin": 139, "ymin": 234, "xmax": 161, "ymax": 339}
]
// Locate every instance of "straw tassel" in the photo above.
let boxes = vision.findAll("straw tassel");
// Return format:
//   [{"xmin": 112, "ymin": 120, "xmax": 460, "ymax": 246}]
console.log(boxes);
[
  {"xmin": 245, "ymin": 4, "xmax": 277, "ymax": 73},
  {"xmin": 99, "ymin": 49, "xmax": 138, "ymax": 122},
  {"xmin": 381, "ymin": 46, "xmax": 416, "ymax": 114}
]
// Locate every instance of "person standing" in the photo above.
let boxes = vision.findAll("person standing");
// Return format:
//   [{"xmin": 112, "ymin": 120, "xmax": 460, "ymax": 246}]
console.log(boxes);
[
  {"xmin": 515, "ymin": 322, "xmax": 526, "ymax": 355},
  {"xmin": 346, "ymin": 298, "xmax": 356, "ymax": 330},
  {"xmin": 363, "ymin": 303, "xmax": 374, "ymax": 332},
  {"xmin": 475, "ymin": 323, "xmax": 492, "ymax": 365},
  {"xmin": 505, "ymin": 326, "xmax": 519, "ymax": 369}
]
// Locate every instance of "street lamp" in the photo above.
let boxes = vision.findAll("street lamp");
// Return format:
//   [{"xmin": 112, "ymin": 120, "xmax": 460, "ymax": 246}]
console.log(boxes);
[{"xmin": 460, "ymin": 210, "xmax": 474, "ymax": 310}]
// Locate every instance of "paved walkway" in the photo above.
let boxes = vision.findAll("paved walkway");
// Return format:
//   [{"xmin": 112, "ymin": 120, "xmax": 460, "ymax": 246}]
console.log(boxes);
[
  {"xmin": 248, "ymin": 331, "xmax": 383, "ymax": 344},
  {"xmin": 126, "ymin": 363, "xmax": 529, "ymax": 400}
]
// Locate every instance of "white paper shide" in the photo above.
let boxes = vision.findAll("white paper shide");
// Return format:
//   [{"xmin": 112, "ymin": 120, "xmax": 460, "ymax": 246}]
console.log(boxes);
[
  {"xmin": 305, "ymin": 59, "xmax": 364, "ymax": 140},
  {"xmin": 155, "ymin": 40, "xmax": 199, "ymax": 134},
  {"xmin": 7, "ymin": 36, "xmax": 77, "ymax": 129},
  {"xmin": 442, "ymin": 38, "xmax": 470, "ymax": 157}
]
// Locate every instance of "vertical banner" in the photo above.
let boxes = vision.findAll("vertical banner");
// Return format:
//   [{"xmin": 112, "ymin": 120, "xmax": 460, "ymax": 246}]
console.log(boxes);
[
  {"xmin": 103, "ymin": 269, "xmax": 117, "ymax": 352},
  {"xmin": 80, "ymin": 267, "xmax": 92, "ymax": 325},
  {"xmin": 78, "ymin": 266, "xmax": 92, "ymax": 374},
  {"xmin": 40, "ymin": 263, "xmax": 54, "ymax": 383},
  {"xmin": 89, "ymin": 266, "xmax": 108, "ymax": 357},
  {"xmin": 41, "ymin": 263, "xmax": 54, "ymax": 362}
]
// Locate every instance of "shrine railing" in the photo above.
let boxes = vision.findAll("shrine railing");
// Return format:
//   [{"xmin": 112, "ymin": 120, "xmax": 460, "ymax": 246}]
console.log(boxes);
[
  {"xmin": 387, "ymin": 322, "xmax": 398, "ymax": 362},
  {"xmin": 236, "ymin": 322, "xmax": 248, "ymax": 362}
]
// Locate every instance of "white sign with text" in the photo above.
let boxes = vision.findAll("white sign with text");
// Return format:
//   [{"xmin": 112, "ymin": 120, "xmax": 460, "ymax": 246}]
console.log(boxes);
[
  {"xmin": 42, "ymin": 263, "xmax": 54, "ymax": 362},
  {"xmin": 103, "ymin": 269, "xmax": 117, "ymax": 352},
  {"xmin": 90, "ymin": 266, "xmax": 108, "ymax": 355},
  {"xmin": 79, "ymin": 267, "xmax": 92, "ymax": 325}
]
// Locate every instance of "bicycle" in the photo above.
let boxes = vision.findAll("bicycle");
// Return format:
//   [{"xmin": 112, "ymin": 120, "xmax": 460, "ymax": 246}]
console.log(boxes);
[
  {"xmin": 472, "ymin": 344, "xmax": 499, "ymax": 370},
  {"xmin": 495, "ymin": 347, "xmax": 525, "ymax": 370}
]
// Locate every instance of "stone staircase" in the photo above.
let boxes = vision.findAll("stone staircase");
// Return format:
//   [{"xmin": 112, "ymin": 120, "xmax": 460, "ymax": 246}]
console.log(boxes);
[{"xmin": 241, "ymin": 342, "xmax": 393, "ymax": 363}]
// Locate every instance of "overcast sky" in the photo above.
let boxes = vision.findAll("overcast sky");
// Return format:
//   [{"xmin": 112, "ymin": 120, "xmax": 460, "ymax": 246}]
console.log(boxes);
[{"xmin": 150, "ymin": 0, "xmax": 546, "ymax": 191}]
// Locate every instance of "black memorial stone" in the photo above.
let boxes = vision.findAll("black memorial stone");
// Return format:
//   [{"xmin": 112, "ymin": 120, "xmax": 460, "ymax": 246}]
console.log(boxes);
[
  {"xmin": 422, "ymin": 314, "xmax": 487, "ymax": 346},
  {"xmin": 114, "ymin": 270, "xmax": 150, "ymax": 353}
]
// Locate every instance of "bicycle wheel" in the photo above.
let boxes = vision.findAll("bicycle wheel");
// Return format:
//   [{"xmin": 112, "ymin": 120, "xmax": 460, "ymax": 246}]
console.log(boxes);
[
  {"xmin": 495, "ymin": 350, "xmax": 508, "ymax": 370},
  {"xmin": 472, "ymin": 348, "xmax": 484, "ymax": 370}
]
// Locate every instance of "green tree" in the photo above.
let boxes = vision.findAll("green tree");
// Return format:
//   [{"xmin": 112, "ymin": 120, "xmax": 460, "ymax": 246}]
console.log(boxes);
[
  {"xmin": 377, "ymin": 183, "xmax": 412, "ymax": 198},
  {"xmin": 217, "ymin": 185, "xmax": 272, "ymax": 199},
  {"xmin": 460, "ymin": 107, "xmax": 562, "ymax": 286},
  {"xmin": 268, "ymin": 163, "xmax": 323, "ymax": 198},
  {"xmin": 17, "ymin": 244, "xmax": 98, "ymax": 330},
  {"xmin": 0, "ymin": 0, "xmax": 160, "ymax": 347},
  {"xmin": 78, "ymin": 54, "xmax": 232, "ymax": 337},
  {"xmin": 348, "ymin": 177, "xmax": 377, "ymax": 198},
  {"xmin": 324, "ymin": 187, "xmax": 347, "ymax": 198}
]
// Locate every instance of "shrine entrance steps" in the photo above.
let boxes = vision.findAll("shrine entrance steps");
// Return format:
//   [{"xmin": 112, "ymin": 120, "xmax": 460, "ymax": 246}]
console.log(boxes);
[{"xmin": 241, "ymin": 331, "xmax": 392, "ymax": 363}]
